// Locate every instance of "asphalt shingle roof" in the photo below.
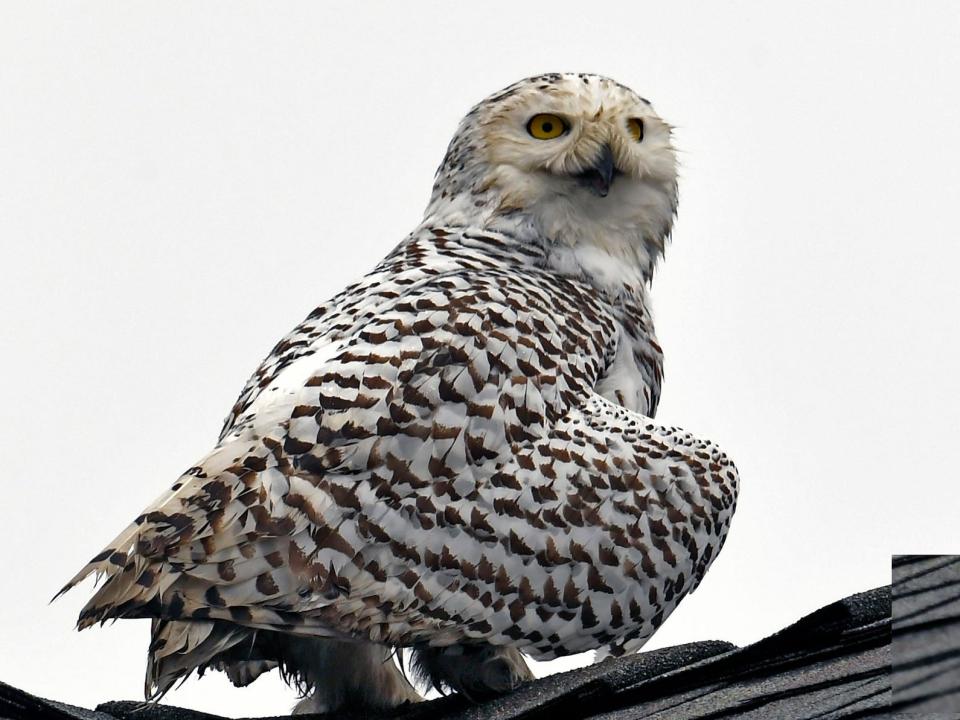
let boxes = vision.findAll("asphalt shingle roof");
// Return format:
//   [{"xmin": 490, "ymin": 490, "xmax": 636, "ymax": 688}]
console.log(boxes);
[{"xmin": 891, "ymin": 555, "xmax": 960, "ymax": 716}]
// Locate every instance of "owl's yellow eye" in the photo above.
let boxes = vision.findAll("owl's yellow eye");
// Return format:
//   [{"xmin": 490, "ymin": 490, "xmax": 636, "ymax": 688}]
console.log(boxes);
[
  {"xmin": 527, "ymin": 114, "xmax": 568, "ymax": 140},
  {"xmin": 627, "ymin": 118, "xmax": 645, "ymax": 142}
]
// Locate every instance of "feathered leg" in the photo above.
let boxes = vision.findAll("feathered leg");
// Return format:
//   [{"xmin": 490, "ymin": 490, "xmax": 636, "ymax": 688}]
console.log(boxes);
[{"xmin": 287, "ymin": 639, "xmax": 422, "ymax": 714}]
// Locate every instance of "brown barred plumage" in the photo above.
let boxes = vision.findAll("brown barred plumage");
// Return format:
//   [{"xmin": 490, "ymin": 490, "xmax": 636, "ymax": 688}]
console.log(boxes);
[{"xmin": 60, "ymin": 73, "xmax": 738, "ymax": 713}]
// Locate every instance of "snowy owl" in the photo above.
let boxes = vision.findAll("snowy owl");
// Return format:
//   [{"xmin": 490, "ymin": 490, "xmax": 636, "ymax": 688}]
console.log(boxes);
[{"xmin": 60, "ymin": 73, "xmax": 738, "ymax": 713}]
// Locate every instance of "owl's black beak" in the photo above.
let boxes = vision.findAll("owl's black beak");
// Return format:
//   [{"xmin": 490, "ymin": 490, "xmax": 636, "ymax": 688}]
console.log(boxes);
[{"xmin": 576, "ymin": 144, "xmax": 617, "ymax": 197}]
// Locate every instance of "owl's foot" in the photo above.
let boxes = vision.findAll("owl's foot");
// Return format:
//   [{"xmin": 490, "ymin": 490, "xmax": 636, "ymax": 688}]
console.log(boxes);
[
  {"xmin": 288, "ymin": 640, "xmax": 422, "ymax": 714},
  {"xmin": 411, "ymin": 644, "xmax": 533, "ymax": 700}
]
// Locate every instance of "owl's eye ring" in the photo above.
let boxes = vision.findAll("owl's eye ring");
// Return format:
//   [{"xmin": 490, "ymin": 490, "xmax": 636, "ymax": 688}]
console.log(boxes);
[
  {"xmin": 627, "ymin": 118, "xmax": 644, "ymax": 142},
  {"xmin": 527, "ymin": 114, "xmax": 569, "ymax": 140}
]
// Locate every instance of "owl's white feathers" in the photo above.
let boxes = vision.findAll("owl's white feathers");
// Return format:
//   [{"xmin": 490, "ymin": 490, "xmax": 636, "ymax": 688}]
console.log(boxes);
[
  {"xmin": 424, "ymin": 74, "xmax": 677, "ymax": 290},
  {"xmin": 61, "ymin": 74, "xmax": 738, "ymax": 709}
]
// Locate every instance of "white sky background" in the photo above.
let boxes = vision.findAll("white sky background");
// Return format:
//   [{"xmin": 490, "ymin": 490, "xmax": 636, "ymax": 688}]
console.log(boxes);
[{"xmin": 2, "ymin": 1, "xmax": 959, "ymax": 716}]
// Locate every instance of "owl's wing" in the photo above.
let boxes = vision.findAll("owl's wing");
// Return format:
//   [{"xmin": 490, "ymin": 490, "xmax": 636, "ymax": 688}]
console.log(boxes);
[
  {"xmin": 352, "ymin": 391, "xmax": 739, "ymax": 659},
  {"xmin": 217, "ymin": 232, "xmax": 503, "ymax": 442},
  {"xmin": 304, "ymin": 266, "xmax": 736, "ymax": 658},
  {"xmin": 217, "ymin": 259, "xmax": 401, "ymax": 442},
  {"xmin": 63, "ymin": 238, "xmax": 736, "ymax": 665},
  {"xmin": 60, "ymin": 255, "xmax": 607, "ymax": 627}
]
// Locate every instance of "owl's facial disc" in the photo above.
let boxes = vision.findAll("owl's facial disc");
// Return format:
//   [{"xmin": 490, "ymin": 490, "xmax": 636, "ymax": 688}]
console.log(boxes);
[{"xmin": 476, "ymin": 83, "xmax": 675, "ymax": 216}]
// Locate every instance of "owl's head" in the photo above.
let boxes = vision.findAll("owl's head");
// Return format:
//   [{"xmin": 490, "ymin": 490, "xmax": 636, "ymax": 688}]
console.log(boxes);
[{"xmin": 424, "ymin": 73, "xmax": 679, "ymax": 285}]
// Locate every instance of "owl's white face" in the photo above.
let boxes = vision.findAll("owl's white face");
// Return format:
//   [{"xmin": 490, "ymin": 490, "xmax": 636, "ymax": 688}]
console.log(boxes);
[{"xmin": 425, "ymin": 74, "xmax": 679, "ymax": 285}]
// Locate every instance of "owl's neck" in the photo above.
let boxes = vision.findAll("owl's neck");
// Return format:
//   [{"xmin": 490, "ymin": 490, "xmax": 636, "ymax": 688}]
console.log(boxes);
[{"xmin": 422, "ymin": 175, "xmax": 673, "ymax": 293}]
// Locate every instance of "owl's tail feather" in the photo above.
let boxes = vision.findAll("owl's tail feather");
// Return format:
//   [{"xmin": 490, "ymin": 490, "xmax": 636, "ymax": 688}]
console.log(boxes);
[
  {"xmin": 54, "ymin": 442, "xmax": 240, "ymax": 604},
  {"xmin": 146, "ymin": 619, "xmax": 253, "ymax": 699},
  {"xmin": 55, "ymin": 436, "xmax": 348, "ymax": 635},
  {"xmin": 54, "ymin": 519, "xmax": 144, "ymax": 604}
]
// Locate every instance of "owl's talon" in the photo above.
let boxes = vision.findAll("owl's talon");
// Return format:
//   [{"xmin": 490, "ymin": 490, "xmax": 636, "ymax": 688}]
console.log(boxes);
[{"xmin": 412, "ymin": 644, "xmax": 533, "ymax": 700}]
